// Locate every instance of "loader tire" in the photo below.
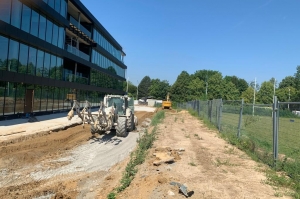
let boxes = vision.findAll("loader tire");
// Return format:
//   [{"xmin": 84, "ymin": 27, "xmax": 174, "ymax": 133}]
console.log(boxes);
[
  {"xmin": 90, "ymin": 115, "xmax": 98, "ymax": 135},
  {"xmin": 116, "ymin": 117, "xmax": 128, "ymax": 137},
  {"xmin": 127, "ymin": 114, "xmax": 134, "ymax": 132}
]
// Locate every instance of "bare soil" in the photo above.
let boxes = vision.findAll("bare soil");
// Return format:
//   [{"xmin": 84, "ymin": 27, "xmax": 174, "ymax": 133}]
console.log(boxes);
[
  {"xmin": 0, "ymin": 111, "xmax": 153, "ymax": 199},
  {"xmin": 98, "ymin": 110, "xmax": 291, "ymax": 199},
  {"xmin": 0, "ymin": 110, "xmax": 291, "ymax": 198}
]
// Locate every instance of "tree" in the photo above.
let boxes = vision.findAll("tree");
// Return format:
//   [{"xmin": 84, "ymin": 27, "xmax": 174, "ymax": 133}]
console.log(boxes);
[
  {"xmin": 222, "ymin": 81, "xmax": 240, "ymax": 100},
  {"xmin": 193, "ymin": 70, "xmax": 219, "ymax": 82},
  {"xmin": 224, "ymin": 75, "xmax": 248, "ymax": 95},
  {"xmin": 279, "ymin": 76, "xmax": 296, "ymax": 89},
  {"xmin": 170, "ymin": 71, "xmax": 191, "ymax": 102},
  {"xmin": 138, "ymin": 76, "xmax": 151, "ymax": 98},
  {"xmin": 123, "ymin": 81, "xmax": 137, "ymax": 98},
  {"xmin": 241, "ymin": 87, "xmax": 255, "ymax": 104},
  {"xmin": 187, "ymin": 77, "xmax": 205, "ymax": 100},
  {"xmin": 294, "ymin": 66, "xmax": 300, "ymax": 90},
  {"xmin": 149, "ymin": 79, "xmax": 170, "ymax": 100},
  {"xmin": 207, "ymin": 72, "xmax": 223, "ymax": 99},
  {"xmin": 276, "ymin": 87, "xmax": 297, "ymax": 102},
  {"xmin": 257, "ymin": 81, "xmax": 273, "ymax": 104}
]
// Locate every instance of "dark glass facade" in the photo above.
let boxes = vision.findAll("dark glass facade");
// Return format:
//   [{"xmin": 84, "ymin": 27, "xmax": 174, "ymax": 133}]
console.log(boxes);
[{"xmin": 0, "ymin": 0, "xmax": 127, "ymax": 120}]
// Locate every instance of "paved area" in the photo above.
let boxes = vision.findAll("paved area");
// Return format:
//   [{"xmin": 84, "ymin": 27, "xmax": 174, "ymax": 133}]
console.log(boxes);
[{"xmin": 0, "ymin": 106, "xmax": 156, "ymax": 141}]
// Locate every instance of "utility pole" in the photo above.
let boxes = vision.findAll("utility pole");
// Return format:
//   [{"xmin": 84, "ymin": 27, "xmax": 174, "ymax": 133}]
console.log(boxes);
[
  {"xmin": 273, "ymin": 79, "xmax": 276, "ymax": 101},
  {"xmin": 288, "ymin": 88, "xmax": 290, "ymax": 110},
  {"xmin": 205, "ymin": 71, "xmax": 208, "ymax": 100},
  {"xmin": 252, "ymin": 78, "xmax": 256, "ymax": 116},
  {"xmin": 126, "ymin": 77, "xmax": 129, "ymax": 93}
]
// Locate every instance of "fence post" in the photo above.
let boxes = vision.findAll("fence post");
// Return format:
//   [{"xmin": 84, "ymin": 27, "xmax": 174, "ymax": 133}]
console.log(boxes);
[
  {"xmin": 273, "ymin": 96, "xmax": 278, "ymax": 168},
  {"xmin": 197, "ymin": 100, "xmax": 200, "ymax": 116},
  {"xmin": 218, "ymin": 99, "xmax": 223, "ymax": 132},
  {"xmin": 210, "ymin": 100, "xmax": 213, "ymax": 123},
  {"xmin": 237, "ymin": 99, "xmax": 244, "ymax": 138}
]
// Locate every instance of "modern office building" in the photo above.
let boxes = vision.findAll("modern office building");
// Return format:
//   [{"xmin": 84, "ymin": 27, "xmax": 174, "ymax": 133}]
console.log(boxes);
[{"xmin": 0, "ymin": 0, "xmax": 127, "ymax": 120}]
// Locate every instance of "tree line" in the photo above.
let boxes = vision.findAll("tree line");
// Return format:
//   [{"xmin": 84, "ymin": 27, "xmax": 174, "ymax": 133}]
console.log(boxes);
[{"xmin": 125, "ymin": 66, "xmax": 300, "ymax": 104}]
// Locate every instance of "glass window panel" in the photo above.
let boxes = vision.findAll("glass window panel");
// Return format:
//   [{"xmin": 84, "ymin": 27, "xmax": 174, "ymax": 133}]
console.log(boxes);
[
  {"xmin": 11, "ymin": 0, "xmax": 22, "ymax": 28},
  {"xmin": 60, "ymin": 0, "xmax": 66, "ymax": 17},
  {"xmin": 18, "ymin": 44, "xmax": 28, "ymax": 74},
  {"xmin": 40, "ymin": 86, "xmax": 48, "ymax": 111},
  {"xmin": 33, "ymin": 85, "xmax": 41, "ymax": 112},
  {"xmin": 30, "ymin": 10, "xmax": 39, "ymax": 37},
  {"xmin": 4, "ymin": 82, "xmax": 17, "ymax": 115},
  {"xmin": 0, "ymin": 0, "xmax": 11, "ymax": 23},
  {"xmin": 43, "ymin": 52, "xmax": 50, "ymax": 77},
  {"xmin": 57, "ymin": 27, "xmax": 64, "ymax": 49},
  {"xmin": 15, "ymin": 83, "xmax": 25, "ymax": 113},
  {"xmin": 48, "ymin": 0, "xmax": 54, "ymax": 9},
  {"xmin": 38, "ymin": 15, "xmax": 46, "ymax": 40},
  {"xmin": 21, "ymin": 5, "xmax": 31, "ymax": 33},
  {"xmin": 54, "ymin": 0, "xmax": 60, "ymax": 14},
  {"xmin": 8, "ymin": 39, "xmax": 19, "ymax": 72},
  {"xmin": 28, "ymin": 47, "xmax": 37, "ymax": 76},
  {"xmin": 36, "ymin": 50, "xmax": 44, "ymax": 77},
  {"xmin": 50, "ymin": 55, "xmax": 56, "ymax": 79},
  {"xmin": 43, "ymin": 0, "xmax": 48, "ymax": 3},
  {"xmin": 0, "ymin": 35, "xmax": 9, "ymax": 71},
  {"xmin": 51, "ymin": 24, "xmax": 58, "ymax": 46},
  {"xmin": 46, "ymin": 19, "xmax": 53, "ymax": 43},
  {"xmin": 56, "ymin": 57, "xmax": 62, "ymax": 80}
]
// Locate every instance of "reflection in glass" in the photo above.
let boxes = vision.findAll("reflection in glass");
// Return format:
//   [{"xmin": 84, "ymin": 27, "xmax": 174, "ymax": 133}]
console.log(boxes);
[
  {"xmin": 54, "ymin": 0, "xmax": 60, "ymax": 13},
  {"xmin": 61, "ymin": 0, "xmax": 67, "ymax": 17},
  {"xmin": 52, "ymin": 24, "xmax": 58, "ymax": 46},
  {"xmin": 18, "ymin": 44, "xmax": 29, "ymax": 74},
  {"xmin": 21, "ymin": 5, "xmax": 31, "ymax": 33},
  {"xmin": 50, "ymin": 55, "xmax": 56, "ymax": 79},
  {"xmin": 8, "ymin": 39, "xmax": 19, "ymax": 72},
  {"xmin": 36, "ymin": 50, "xmax": 44, "ymax": 77},
  {"xmin": 43, "ymin": 53, "xmax": 50, "ymax": 77},
  {"xmin": 30, "ymin": 10, "xmax": 39, "ymax": 37},
  {"xmin": 39, "ymin": 15, "xmax": 46, "ymax": 40},
  {"xmin": 0, "ymin": 0, "xmax": 11, "ymax": 23},
  {"xmin": 28, "ymin": 47, "xmax": 37, "ymax": 75},
  {"xmin": 46, "ymin": 20, "xmax": 53, "ymax": 43},
  {"xmin": 11, "ymin": 0, "xmax": 22, "ymax": 28},
  {"xmin": 0, "ymin": 35, "xmax": 9, "ymax": 71},
  {"xmin": 58, "ymin": 27, "xmax": 65, "ymax": 49}
]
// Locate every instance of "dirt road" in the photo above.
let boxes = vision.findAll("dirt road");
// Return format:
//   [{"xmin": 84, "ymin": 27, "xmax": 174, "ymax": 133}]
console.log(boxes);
[
  {"xmin": 100, "ymin": 110, "xmax": 291, "ymax": 199},
  {"xmin": 0, "ymin": 111, "xmax": 154, "ymax": 199}
]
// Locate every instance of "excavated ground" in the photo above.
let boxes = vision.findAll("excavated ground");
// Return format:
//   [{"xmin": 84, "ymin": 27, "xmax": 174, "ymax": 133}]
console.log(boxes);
[{"xmin": 0, "ymin": 111, "xmax": 154, "ymax": 199}]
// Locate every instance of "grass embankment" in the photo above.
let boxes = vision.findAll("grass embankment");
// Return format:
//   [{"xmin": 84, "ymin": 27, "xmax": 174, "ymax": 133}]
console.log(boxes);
[
  {"xmin": 107, "ymin": 111, "xmax": 165, "ymax": 199},
  {"xmin": 187, "ymin": 108, "xmax": 300, "ymax": 198}
]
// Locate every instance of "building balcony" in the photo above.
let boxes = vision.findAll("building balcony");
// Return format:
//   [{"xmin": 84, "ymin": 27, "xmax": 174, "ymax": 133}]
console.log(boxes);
[
  {"xmin": 65, "ymin": 44, "xmax": 90, "ymax": 61},
  {"xmin": 69, "ymin": 16, "xmax": 91, "ymax": 38}
]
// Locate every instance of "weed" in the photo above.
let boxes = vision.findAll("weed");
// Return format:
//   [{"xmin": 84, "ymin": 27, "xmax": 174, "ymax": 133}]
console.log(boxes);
[
  {"xmin": 181, "ymin": 118, "xmax": 184, "ymax": 123},
  {"xmin": 194, "ymin": 134, "xmax": 198, "ymax": 137},
  {"xmin": 224, "ymin": 147, "xmax": 236, "ymax": 155},
  {"xmin": 108, "ymin": 111, "xmax": 165, "ymax": 197},
  {"xmin": 189, "ymin": 162, "xmax": 196, "ymax": 166},
  {"xmin": 174, "ymin": 117, "xmax": 177, "ymax": 122},
  {"xmin": 185, "ymin": 135, "xmax": 190, "ymax": 138}
]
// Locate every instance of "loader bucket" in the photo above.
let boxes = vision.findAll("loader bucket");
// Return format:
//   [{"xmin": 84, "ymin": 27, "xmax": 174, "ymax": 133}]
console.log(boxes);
[{"xmin": 67, "ymin": 109, "xmax": 74, "ymax": 120}]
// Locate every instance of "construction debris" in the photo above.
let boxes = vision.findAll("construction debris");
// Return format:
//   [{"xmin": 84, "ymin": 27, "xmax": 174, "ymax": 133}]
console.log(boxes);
[
  {"xmin": 153, "ymin": 147, "xmax": 183, "ymax": 166},
  {"xmin": 170, "ymin": 181, "xmax": 194, "ymax": 197}
]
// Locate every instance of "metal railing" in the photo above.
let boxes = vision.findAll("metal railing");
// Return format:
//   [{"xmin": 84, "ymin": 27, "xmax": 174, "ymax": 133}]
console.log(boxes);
[
  {"xmin": 65, "ymin": 44, "xmax": 90, "ymax": 61},
  {"xmin": 69, "ymin": 16, "xmax": 91, "ymax": 38},
  {"xmin": 177, "ymin": 97, "xmax": 300, "ymax": 170}
]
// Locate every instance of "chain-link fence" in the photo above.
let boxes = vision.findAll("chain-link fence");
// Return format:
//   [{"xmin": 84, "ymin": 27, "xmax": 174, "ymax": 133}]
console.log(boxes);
[{"xmin": 177, "ymin": 97, "xmax": 300, "ymax": 170}]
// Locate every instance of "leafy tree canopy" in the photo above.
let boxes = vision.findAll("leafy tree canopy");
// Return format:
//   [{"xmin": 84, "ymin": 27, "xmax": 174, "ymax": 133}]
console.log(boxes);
[
  {"xmin": 138, "ymin": 76, "xmax": 151, "ymax": 98},
  {"xmin": 149, "ymin": 79, "xmax": 170, "ymax": 100},
  {"xmin": 241, "ymin": 87, "xmax": 255, "ymax": 104},
  {"xmin": 170, "ymin": 71, "xmax": 191, "ymax": 102},
  {"xmin": 257, "ymin": 81, "xmax": 273, "ymax": 104},
  {"xmin": 279, "ymin": 76, "xmax": 296, "ymax": 89}
]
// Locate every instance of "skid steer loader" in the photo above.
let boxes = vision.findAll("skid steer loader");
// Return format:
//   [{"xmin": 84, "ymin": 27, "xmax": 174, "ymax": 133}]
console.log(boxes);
[{"xmin": 67, "ymin": 95, "xmax": 137, "ymax": 137}]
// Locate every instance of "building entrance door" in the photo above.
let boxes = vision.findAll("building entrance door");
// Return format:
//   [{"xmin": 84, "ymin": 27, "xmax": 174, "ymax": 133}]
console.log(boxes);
[{"xmin": 24, "ymin": 89, "xmax": 34, "ymax": 113}]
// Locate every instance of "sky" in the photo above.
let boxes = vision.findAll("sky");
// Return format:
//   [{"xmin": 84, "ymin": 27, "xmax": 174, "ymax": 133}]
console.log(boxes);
[{"xmin": 81, "ymin": 0, "xmax": 300, "ymax": 87}]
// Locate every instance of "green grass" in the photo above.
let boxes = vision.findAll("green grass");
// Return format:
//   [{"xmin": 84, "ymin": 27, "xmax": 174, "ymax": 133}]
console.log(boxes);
[
  {"xmin": 107, "ymin": 111, "xmax": 165, "ymax": 198},
  {"xmin": 186, "ymin": 108, "xmax": 300, "ymax": 198}
]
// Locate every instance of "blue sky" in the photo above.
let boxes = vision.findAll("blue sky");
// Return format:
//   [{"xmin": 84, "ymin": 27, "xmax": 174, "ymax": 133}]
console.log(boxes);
[{"xmin": 81, "ymin": 0, "xmax": 300, "ymax": 87}]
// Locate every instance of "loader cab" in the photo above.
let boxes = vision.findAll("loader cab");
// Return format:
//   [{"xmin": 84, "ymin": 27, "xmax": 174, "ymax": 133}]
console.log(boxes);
[{"xmin": 105, "ymin": 95, "xmax": 127, "ymax": 115}]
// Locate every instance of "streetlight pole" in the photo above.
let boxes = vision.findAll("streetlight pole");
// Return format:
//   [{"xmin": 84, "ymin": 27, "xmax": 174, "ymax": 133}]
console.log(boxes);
[{"xmin": 252, "ymin": 78, "xmax": 256, "ymax": 116}]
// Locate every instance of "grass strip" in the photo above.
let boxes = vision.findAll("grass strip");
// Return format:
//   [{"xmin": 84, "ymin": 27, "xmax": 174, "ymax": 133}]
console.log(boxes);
[{"xmin": 107, "ymin": 111, "xmax": 165, "ymax": 199}]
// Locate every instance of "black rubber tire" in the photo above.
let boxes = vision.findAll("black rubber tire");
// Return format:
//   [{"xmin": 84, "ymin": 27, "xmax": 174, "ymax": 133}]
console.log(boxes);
[
  {"xmin": 116, "ymin": 116, "xmax": 128, "ymax": 137},
  {"xmin": 127, "ymin": 114, "xmax": 134, "ymax": 132},
  {"xmin": 90, "ymin": 115, "xmax": 98, "ymax": 135}
]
